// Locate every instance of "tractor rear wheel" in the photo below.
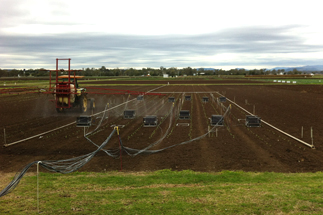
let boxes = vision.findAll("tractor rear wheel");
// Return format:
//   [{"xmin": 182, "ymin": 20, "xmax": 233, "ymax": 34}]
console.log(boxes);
[{"xmin": 80, "ymin": 96, "xmax": 88, "ymax": 113}]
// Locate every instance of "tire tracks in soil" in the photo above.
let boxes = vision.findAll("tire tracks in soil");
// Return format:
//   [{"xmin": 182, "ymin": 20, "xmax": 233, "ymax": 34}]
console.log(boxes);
[
  {"xmin": 190, "ymin": 90, "xmax": 219, "ymax": 171},
  {"xmin": 230, "ymin": 125, "xmax": 290, "ymax": 172}
]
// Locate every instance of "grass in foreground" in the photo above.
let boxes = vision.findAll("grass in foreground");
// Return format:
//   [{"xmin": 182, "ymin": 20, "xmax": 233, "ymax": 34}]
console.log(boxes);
[{"xmin": 1, "ymin": 170, "xmax": 323, "ymax": 214}]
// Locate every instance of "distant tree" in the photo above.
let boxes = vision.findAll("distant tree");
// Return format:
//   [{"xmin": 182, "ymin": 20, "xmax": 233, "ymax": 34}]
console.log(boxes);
[
  {"xmin": 100, "ymin": 66, "xmax": 107, "ymax": 76},
  {"xmin": 182, "ymin": 67, "xmax": 194, "ymax": 76},
  {"xmin": 84, "ymin": 68, "xmax": 92, "ymax": 76},
  {"xmin": 167, "ymin": 67, "xmax": 177, "ymax": 77},
  {"xmin": 160, "ymin": 66, "xmax": 166, "ymax": 73},
  {"xmin": 125, "ymin": 68, "xmax": 137, "ymax": 76},
  {"xmin": 214, "ymin": 69, "xmax": 225, "ymax": 75},
  {"xmin": 259, "ymin": 69, "xmax": 266, "ymax": 75},
  {"xmin": 204, "ymin": 69, "xmax": 214, "ymax": 75},
  {"xmin": 143, "ymin": 67, "xmax": 154, "ymax": 76},
  {"xmin": 289, "ymin": 68, "xmax": 301, "ymax": 75},
  {"xmin": 150, "ymin": 70, "xmax": 161, "ymax": 76},
  {"xmin": 112, "ymin": 68, "xmax": 121, "ymax": 76},
  {"xmin": 0, "ymin": 69, "xmax": 6, "ymax": 77},
  {"xmin": 271, "ymin": 69, "xmax": 277, "ymax": 75}
]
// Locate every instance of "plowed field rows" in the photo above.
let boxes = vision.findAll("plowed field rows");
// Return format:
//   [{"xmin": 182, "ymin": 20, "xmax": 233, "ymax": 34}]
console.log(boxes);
[{"xmin": 1, "ymin": 82, "xmax": 323, "ymax": 173}]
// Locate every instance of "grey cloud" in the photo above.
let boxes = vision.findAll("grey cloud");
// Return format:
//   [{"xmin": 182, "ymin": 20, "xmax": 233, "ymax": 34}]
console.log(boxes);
[
  {"xmin": 0, "ymin": 0, "xmax": 79, "ymax": 29},
  {"xmin": 1, "ymin": 25, "xmax": 323, "ymax": 69}
]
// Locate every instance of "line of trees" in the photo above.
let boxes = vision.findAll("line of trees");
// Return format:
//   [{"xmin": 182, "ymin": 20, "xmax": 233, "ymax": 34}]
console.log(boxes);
[{"xmin": 0, "ymin": 67, "xmax": 320, "ymax": 77}]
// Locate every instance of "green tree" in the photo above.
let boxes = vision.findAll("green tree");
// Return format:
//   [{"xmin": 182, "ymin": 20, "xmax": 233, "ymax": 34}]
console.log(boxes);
[
  {"xmin": 100, "ymin": 66, "xmax": 107, "ymax": 76},
  {"xmin": 182, "ymin": 67, "xmax": 194, "ymax": 76}
]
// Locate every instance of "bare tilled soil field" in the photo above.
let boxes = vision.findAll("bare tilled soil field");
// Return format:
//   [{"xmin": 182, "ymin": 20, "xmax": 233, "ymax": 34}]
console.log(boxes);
[
  {"xmin": 82, "ymin": 79, "xmax": 263, "ymax": 85},
  {"xmin": 0, "ymin": 82, "xmax": 323, "ymax": 173}
]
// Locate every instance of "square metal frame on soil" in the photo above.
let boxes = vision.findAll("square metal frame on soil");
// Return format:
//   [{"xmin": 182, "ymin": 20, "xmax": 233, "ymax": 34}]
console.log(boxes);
[
  {"xmin": 219, "ymin": 97, "xmax": 226, "ymax": 102},
  {"xmin": 168, "ymin": 97, "xmax": 175, "ymax": 102},
  {"xmin": 179, "ymin": 110, "xmax": 190, "ymax": 120},
  {"xmin": 210, "ymin": 115, "xmax": 224, "ymax": 126},
  {"xmin": 202, "ymin": 97, "xmax": 209, "ymax": 102},
  {"xmin": 76, "ymin": 116, "xmax": 92, "ymax": 127},
  {"xmin": 245, "ymin": 115, "xmax": 261, "ymax": 127},
  {"xmin": 185, "ymin": 95, "xmax": 191, "ymax": 101},
  {"xmin": 124, "ymin": 110, "xmax": 136, "ymax": 119},
  {"xmin": 143, "ymin": 115, "xmax": 158, "ymax": 127},
  {"xmin": 137, "ymin": 95, "xmax": 144, "ymax": 101}
]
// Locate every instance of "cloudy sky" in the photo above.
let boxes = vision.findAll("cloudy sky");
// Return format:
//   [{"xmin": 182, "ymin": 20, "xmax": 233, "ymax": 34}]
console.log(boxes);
[{"xmin": 1, "ymin": 0, "xmax": 323, "ymax": 70}]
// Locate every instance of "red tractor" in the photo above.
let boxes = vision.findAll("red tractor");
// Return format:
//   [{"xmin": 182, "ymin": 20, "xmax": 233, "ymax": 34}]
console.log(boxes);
[{"xmin": 49, "ymin": 59, "xmax": 94, "ymax": 113}]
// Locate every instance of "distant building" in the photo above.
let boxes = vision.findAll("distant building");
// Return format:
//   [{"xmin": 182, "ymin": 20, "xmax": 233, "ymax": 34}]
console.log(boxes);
[{"xmin": 163, "ymin": 74, "xmax": 169, "ymax": 78}]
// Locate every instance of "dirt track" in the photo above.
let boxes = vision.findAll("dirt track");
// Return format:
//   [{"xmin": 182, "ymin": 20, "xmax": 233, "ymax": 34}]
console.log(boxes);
[{"xmin": 1, "ymin": 82, "xmax": 323, "ymax": 173}]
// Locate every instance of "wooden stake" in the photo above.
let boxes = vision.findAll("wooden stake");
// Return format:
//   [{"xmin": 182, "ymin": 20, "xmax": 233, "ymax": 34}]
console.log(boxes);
[
  {"xmin": 301, "ymin": 126, "xmax": 303, "ymax": 138},
  {"xmin": 216, "ymin": 128, "xmax": 218, "ymax": 137}
]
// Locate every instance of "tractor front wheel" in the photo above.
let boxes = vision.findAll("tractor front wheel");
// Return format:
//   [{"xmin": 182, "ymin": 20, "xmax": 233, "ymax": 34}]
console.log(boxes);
[{"xmin": 80, "ymin": 96, "xmax": 88, "ymax": 113}]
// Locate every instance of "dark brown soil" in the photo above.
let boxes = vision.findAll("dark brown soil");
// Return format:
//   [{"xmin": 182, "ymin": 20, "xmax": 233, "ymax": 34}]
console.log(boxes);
[
  {"xmin": 1, "ymin": 82, "xmax": 323, "ymax": 173},
  {"xmin": 82, "ymin": 79, "xmax": 264, "ymax": 85}
]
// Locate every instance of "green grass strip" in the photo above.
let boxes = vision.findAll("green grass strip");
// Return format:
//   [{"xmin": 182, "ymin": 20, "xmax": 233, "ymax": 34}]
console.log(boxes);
[{"xmin": 1, "ymin": 170, "xmax": 323, "ymax": 214}]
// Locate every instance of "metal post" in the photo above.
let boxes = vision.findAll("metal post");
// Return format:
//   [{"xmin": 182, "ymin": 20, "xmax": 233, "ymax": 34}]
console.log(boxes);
[
  {"xmin": 301, "ymin": 126, "xmax": 303, "ymax": 138},
  {"xmin": 107, "ymin": 103, "xmax": 109, "ymax": 119},
  {"xmin": 311, "ymin": 127, "xmax": 313, "ymax": 146},
  {"xmin": 68, "ymin": 58, "xmax": 71, "ymax": 84},
  {"xmin": 4, "ymin": 128, "xmax": 6, "ymax": 145},
  {"xmin": 115, "ymin": 126, "xmax": 122, "ymax": 171},
  {"xmin": 56, "ymin": 58, "xmax": 58, "ymax": 85},
  {"xmin": 37, "ymin": 161, "xmax": 41, "ymax": 213}
]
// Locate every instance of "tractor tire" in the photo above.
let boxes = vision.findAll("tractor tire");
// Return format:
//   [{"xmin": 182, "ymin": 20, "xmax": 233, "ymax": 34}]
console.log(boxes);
[
  {"xmin": 90, "ymin": 98, "xmax": 95, "ymax": 110},
  {"xmin": 80, "ymin": 96, "xmax": 88, "ymax": 113}
]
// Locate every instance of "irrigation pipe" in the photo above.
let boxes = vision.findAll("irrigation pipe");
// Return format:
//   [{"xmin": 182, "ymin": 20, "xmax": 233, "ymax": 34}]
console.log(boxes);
[
  {"xmin": 216, "ymin": 92, "xmax": 315, "ymax": 149},
  {"xmin": 153, "ymin": 91, "xmax": 219, "ymax": 94},
  {"xmin": 4, "ymin": 85, "xmax": 166, "ymax": 147},
  {"xmin": 4, "ymin": 122, "xmax": 75, "ymax": 147}
]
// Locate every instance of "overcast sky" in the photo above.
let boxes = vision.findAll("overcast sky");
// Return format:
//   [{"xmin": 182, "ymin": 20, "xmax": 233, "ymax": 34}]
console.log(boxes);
[{"xmin": 1, "ymin": 0, "xmax": 323, "ymax": 70}]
